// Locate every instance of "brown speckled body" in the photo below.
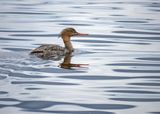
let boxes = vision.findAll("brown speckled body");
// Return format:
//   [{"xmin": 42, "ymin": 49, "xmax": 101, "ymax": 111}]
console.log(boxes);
[{"xmin": 30, "ymin": 44, "xmax": 66, "ymax": 60}]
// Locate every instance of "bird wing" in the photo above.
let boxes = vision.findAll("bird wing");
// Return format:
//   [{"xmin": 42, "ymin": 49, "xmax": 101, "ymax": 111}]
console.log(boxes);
[{"xmin": 30, "ymin": 44, "xmax": 64, "ymax": 54}]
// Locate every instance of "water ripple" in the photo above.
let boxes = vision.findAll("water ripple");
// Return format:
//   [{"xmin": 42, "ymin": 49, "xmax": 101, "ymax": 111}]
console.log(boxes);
[
  {"xmin": 0, "ymin": 37, "xmax": 32, "ymax": 41},
  {"xmin": 0, "ymin": 91, "xmax": 8, "ymax": 95},
  {"xmin": 113, "ymin": 30, "xmax": 160, "ymax": 35},
  {"xmin": 11, "ymin": 34, "xmax": 58, "ymax": 37},
  {"xmin": 60, "ymin": 75, "xmax": 132, "ymax": 80},
  {"xmin": 0, "ymin": 98, "xmax": 135, "ymax": 111},
  {"xmin": 137, "ymin": 57, "xmax": 160, "ymax": 61},
  {"xmin": 108, "ymin": 63, "xmax": 160, "ymax": 66},
  {"xmin": 0, "ymin": 11, "xmax": 52, "ymax": 15},
  {"xmin": 114, "ymin": 69, "xmax": 160, "ymax": 73},
  {"xmin": 116, "ymin": 20, "xmax": 148, "ymax": 23},
  {"xmin": 108, "ymin": 90, "xmax": 160, "ymax": 94},
  {"xmin": 28, "ymin": 110, "xmax": 114, "ymax": 114},
  {"xmin": 11, "ymin": 81, "xmax": 79, "ymax": 86},
  {"xmin": 110, "ymin": 98, "xmax": 160, "ymax": 102},
  {"xmin": 129, "ymin": 82, "xmax": 160, "ymax": 86}
]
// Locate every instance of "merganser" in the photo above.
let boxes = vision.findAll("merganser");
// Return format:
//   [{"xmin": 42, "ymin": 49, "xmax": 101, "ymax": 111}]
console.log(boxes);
[{"xmin": 30, "ymin": 28, "xmax": 88, "ymax": 60}]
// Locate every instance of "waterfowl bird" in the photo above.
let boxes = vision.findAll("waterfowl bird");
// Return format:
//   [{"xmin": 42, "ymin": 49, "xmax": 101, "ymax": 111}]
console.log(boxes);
[{"xmin": 30, "ymin": 28, "xmax": 88, "ymax": 60}]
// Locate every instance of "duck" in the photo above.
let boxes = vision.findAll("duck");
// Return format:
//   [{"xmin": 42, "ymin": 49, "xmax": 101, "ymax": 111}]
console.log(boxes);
[{"xmin": 30, "ymin": 28, "xmax": 88, "ymax": 60}]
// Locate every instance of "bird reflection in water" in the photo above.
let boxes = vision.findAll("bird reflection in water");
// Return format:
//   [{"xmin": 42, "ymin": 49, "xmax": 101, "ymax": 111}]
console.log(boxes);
[{"xmin": 59, "ymin": 53, "xmax": 89, "ymax": 69}]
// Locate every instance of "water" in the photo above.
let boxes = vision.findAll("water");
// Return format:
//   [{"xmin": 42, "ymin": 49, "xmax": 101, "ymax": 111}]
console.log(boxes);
[{"xmin": 0, "ymin": 0, "xmax": 160, "ymax": 114}]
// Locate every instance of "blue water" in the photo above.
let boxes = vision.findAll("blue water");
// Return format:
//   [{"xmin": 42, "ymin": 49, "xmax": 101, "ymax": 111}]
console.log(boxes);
[{"xmin": 0, "ymin": 0, "xmax": 160, "ymax": 114}]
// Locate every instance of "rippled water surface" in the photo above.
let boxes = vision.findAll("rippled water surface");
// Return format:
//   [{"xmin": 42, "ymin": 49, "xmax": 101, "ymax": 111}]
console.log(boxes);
[{"xmin": 0, "ymin": 0, "xmax": 160, "ymax": 114}]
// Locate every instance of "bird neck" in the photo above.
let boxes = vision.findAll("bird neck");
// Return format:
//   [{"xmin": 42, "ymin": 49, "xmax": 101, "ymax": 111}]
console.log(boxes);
[{"xmin": 63, "ymin": 36, "xmax": 73, "ymax": 53}]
